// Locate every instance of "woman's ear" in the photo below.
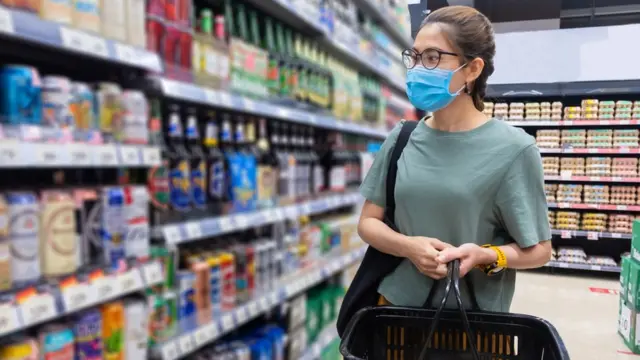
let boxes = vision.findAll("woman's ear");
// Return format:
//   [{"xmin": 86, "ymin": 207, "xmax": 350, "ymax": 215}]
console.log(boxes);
[{"xmin": 465, "ymin": 57, "xmax": 485, "ymax": 84}]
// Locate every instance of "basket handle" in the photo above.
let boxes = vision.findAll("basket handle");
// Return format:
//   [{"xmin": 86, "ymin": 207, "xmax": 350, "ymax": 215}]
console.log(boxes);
[{"xmin": 418, "ymin": 260, "xmax": 480, "ymax": 360}]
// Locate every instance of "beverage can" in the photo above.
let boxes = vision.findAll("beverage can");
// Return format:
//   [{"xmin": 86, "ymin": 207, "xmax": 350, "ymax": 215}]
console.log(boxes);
[
  {"xmin": 101, "ymin": 187, "xmax": 125, "ymax": 269},
  {"xmin": 42, "ymin": 75, "xmax": 74, "ymax": 128},
  {"xmin": 38, "ymin": 324, "xmax": 75, "ymax": 360},
  {"xmin": 0, "ymin": 65, "xmax": 42, "ymax": 125},
  {"xmin": 40, "ymin": 191, "xmax": 77, "ymax": 277},
  {"xmin": 96, "ymin": 82, "xmax": 123, "ymax": 143},
  {"xmin": 73, "ymin": 309, "xmax": 103, "ymax": 360},
  {"xmin": 121, "ymin": 90, "xmax": 148, "ymax": 144},
  {"xmin": 177, "ymin": 270, "xmax": 196, "ymax": 332},
  {"xmin": 71, "ymin": 82, "xmax": 97, "ymax": 132},
  {"xmin": 7, "ymin": 192, "xmax": 40, "ymax": 284},
  {"xmin": 101, "ymin": 301, "xmax": 124, "ymax": 360}
]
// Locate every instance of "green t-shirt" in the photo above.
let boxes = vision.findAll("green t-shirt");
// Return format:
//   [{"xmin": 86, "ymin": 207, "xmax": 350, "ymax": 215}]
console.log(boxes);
[{"xmin": 360, "ymin": 119, "xmax": 551, "ymax": 312}]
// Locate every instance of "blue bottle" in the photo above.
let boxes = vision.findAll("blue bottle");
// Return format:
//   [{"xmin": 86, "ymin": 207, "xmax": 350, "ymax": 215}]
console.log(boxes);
[{"xmin": 0, "ymin": 65, "xmax": 42, "ymax": 125}]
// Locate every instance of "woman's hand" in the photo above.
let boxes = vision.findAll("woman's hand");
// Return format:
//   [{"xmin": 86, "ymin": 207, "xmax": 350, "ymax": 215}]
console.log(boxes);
[
  {"xmin": 406, "ymin": 237, "xmax": 453, "ymax": 280},
  {"xmin": 436, "ymin": 244, "xmax": 497, "ymax": 277}
]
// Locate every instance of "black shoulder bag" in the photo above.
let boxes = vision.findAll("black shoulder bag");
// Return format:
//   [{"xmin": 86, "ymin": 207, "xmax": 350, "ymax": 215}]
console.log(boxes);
[{"xmin": 336, "ymin": 120, "xmax": 418, "ymax": 337}]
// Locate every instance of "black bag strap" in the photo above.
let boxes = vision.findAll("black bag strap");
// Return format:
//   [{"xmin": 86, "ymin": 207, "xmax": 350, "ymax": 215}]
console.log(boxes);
[{"xmin": 384, "ymin": 121, "xmax": 418, "ymax": 230}]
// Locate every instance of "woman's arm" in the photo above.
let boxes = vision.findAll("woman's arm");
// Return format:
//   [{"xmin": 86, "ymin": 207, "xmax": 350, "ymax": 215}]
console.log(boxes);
[{"xmin": 358, "ymin": 200, "xmax": 452, "ymax": 279}]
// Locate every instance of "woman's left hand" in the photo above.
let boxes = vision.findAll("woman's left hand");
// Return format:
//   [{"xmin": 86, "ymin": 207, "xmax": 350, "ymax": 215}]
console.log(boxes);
[{"xmin": 436, "ymin": 244, "xmax": 496, "ymax": 277}]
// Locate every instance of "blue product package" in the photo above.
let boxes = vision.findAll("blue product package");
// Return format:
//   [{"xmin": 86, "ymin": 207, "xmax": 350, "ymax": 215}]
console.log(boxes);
[
  {"xmin": 73, "ymin": 309, "xmax": 103, "ymax": 360},
  {"xmin": 7, "ymin": 192, "xmax": 40, "ymax": 285},
  {"xmin": 253, "ymin": 325, "xmax": 285, "ymax": 360},
  {"xmin": 101, "ymin": 187, "xmax": 125, "ymax": 269},
  {"xmin": 177, "ymin": 270, "xmax": 196, "ymax": 332},
  {"xmin": 170, "ymin": 159, "xmax": 192, "ymax": 212},
  {"xmin": 0, "ymin": 65, "xmax": 42, "ymax": 125},
  {"xmin": 245, "ymin": 337, "xmax": 272, "ymax": 360},
  {"xmin": 191, "ymin": 159, "xmax": 207, "ymax": 210},
  {"xmin": 228, "ymin": 152, "xmax": 257, "ymax": 213}
]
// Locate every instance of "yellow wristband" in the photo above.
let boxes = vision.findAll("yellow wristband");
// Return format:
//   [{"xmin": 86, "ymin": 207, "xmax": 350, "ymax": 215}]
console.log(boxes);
[{"xmin": 480, "ymin": 245, "xmax": 507, "ymax": 275}]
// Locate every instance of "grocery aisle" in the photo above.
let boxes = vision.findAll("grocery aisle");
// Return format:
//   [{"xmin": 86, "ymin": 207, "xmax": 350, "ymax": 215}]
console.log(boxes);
[{"xmin": 512, "ymin": 271, "xmax": 625, "ymax": 359}]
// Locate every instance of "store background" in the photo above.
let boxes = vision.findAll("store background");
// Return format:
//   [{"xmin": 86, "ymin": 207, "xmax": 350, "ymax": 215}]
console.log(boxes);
[{"xmin": 0, "ymin": 0, "xmax": 638, "ymax": 359}]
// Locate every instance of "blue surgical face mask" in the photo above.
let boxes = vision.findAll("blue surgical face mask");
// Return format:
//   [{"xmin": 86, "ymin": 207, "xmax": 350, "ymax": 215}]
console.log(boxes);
[{"xmin": 405, "ymin": 64, "xmax": 466, "ymax": 112}]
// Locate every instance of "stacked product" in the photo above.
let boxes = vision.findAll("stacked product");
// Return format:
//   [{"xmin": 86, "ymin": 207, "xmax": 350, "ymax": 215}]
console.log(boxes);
[
  {"xmin": 493, "ymin": 102, "xmax": 508, "ymax": 120},
  {"xmin": 611, "ymin": 186, "xmax": 637, "ymax": 205},
  {"xmin": 554, "ymin": 211, "xmax": 580, "ymax": 230},
  {"xmin": 614, "ymin": 130, "xmax": 640, "ymax": 148},
  {"xmin": 525, "ymin": 102, "xmax": 540, "ymax": 120},
  {"xmin": 564, "ymin": 106, "xmax": 581, "ymax": 120},
  {"xmin": 187, "ymin": 323, "xmax": 286, "ymax": 359},
  {"xmin": 536, "ymin": 129, "xmax": 561, "ymax": 149},
  {"xmin": 561, "ymin": 157, "xmax": 585, "ymax": 176},
  {"xmin": 599, "ymin": 101, "xmax": 615, "ymax": 120},
  {"xmin": 543, "ymin": 157, "xmax": 560, "ymax": 176},
  {"xmin": 634, "ymin": 101, "xmax": 640, "ymax": 119},
  {"xmin": 613, "ymin": 158, "xmax": 639, "ymax": 177},
  {"xmin": 556, "ymin": 247, "xmax": 587, "ymax": 264},
  {"xmin": 556, "ymin": 184, "xmax": 582, "ymax": 203},
  {"xmin": 586, "ymin": 157, "xmax": 611, "ymax": 176},
  {"xmin": 482, "ymin": 102, "xmax": 494, "ymax": 118},
  {"xmin": 561, "ymin": 129, "xmax": 586, "ymax": 148},
  {"xmin": 548, "ymin": 211, "xmax": 555, "ymax": 229},
  {"xmin": 551, "ymin": 102, "xmax": 563, "ymax": 121},
  {"xmin": 581, "ymin": 99, "xmax": 599, "ymax": 120},
  {"xmin": 508, "ymin": 102, "xmax": 524, "ymax": 120},
  {"xmin": 583, "ymin": 185, "xmax": 609, "ymax": 204},
  {"xmin": 581, "ymin": 213, "xmax": 608, "ymax": 232},
  {"xmin": 545, "ymin": 184, "xmax": 557, "ymax": 203},
  {"xmin": 587, "ymin": 129, "xmax": 613, "ymax": 148},
  {"xmin": 610, "ymin": 214, "xmax": 637, "ymax": 234},
  {"xmin": 616, "ymin": 101, "xmax": 634, "ymax": 120},
  {"xmin": 541, "ymin": 102, "xmax": 552, "ymax": 120}
]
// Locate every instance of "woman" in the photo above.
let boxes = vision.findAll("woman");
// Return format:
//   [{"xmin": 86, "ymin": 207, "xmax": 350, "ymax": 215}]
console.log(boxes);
[{"xmin": 358, "ymin": 5, "xmax": 552, "ymax": 311}]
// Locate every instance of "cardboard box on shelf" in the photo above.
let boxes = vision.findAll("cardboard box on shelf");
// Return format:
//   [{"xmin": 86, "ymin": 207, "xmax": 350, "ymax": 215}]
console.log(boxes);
[
  {"xmin": 632, "ymin": 220, "xmax": 640, "ymax": 262},
  {"xmin": 627, "ymin": 259, "xmax": 640, "ymax": 309}
]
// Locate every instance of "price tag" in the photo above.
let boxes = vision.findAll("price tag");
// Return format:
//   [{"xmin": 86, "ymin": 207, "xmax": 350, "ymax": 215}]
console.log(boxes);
[
  {"xmin": 558, "ymin": 203, "xmax": 570, "ymax": 209},
  {"xmin": 142, "ymin": 261, "xmax": 164, "ymax": 285},
  {"xmin": 589, "ymin": 176, "xmax": 601, "ymax": 181},
  {"xmin": 285, "ymin": 283, "xmax": 296, "ymax": 297},
  {"xmin": 178, "ymin": 335, "xmax": 195, "ymax": 354},
  {"xmin": 269, "ymin": 293, "xmax": 279, "ymax": 306},
  {"xmin": 617, "ymin": 205, "xmax": 628, "ymax": 211},
  {"xmin": 96, "ymin": 145, "xmax": 118, "ymax": 166},
  {"xmin": 600, "ymin": 120, "xmax": 610, "ymax": 125},
  {"xmin": 142, "ymin": 147, "xmax": 161, "ymax": 166},
  {"xmin": 219, "ymin": 92, "xmax": 233, "ymax": 107},
  {"xmin": 118, "ymin": 269, "xmax": 143, "ymax": 293},
  {"xmin": 119, "ymin": 146, "xmax": 140, "ymax": 166},
  {"xmin": 591, "ymin": 265, "xmax": 602, "ymax": 271},
  {"xmin": 587, "ymin": 232, "xmax": 599, "ymax": 241},
  {"xmin": 563, "ymin": 121, "xmax": 573, "ymax": 126},
  {"xmin": 560, "ymin": 230, "xmax": 572, "ymax": 239},
  {"xmin": 0, "ymin": 143, "xmax": 20, "ymax": 166},
  {"xmin": 35, "ymin": 144, "xmax": 61, "ymax": 166},
  {"xmin": 204, "ymin": 323, "xmax": 219, "ymax": 340},
  {"xmin": 560, "ymin": 170, "xmax": 572, "ymax": 180},
  {"xmin": 218, "ymin": 217, "xmax": 233, "ymax": 232},
  {"xmin": 161, "ymin": 341, "xmax": 179, "ymax": 360},
  {"xmin": 92, "ymin": 275, "xmax": 119, "ymax": 300},
  {"xmin": 60, "ymin": 27, "xmax": 109, "ymax": 58},
  {"xmin": 612, "ymin": 233, "xmax": 623, "ymax": 239},
  {"xmin": 273, "ymin": 209, "xmax": 285, "ymax": 221},
  {"xmin": 247, "ymin": 301, "xmax": 259, "ymax": 317},
  {"xmin": 220, "ymin": 313, "xmax": 234, "ymax": 331},
  {"xmin": 163, "ymin": 226, "xmax": 182, "ymax": 245},
  {"xmin": 114, "ymin": 43, "xmax": 137, "ymax": 65},
  {"xmin": 263, "ymin": 209, "xmax": 275, "ymax": 222},
  {"xmin": 620, "ymin": 120, "xmax": 631, "ymax": 125},
  {"xmin": 285, "ymin": 206, "xmax": 297, "ymax": 218},
  {"xmin": 620, "ymin": 148, "xmax": 631, "ymax": 154},
  {"xmin": 194, "ymin": 326, "xmax": 210, "ymax": 346},
  {"xmin": 19, "ymin": 294, "xmax": 57, "ymax": 326},
  {"xmin": 0, "ymin": 303, "xmax": 21, "ymax": 336},
  {"xmin": 0, "ymin": 7, "xmax": 14, "ymax": 34},
  {"xmin": 259, "ymin": 297, "xmax": 270, "ymax": 311},
  {"xmin": 302, "ymin": 204, "xmax": 312, "ymax": 214},
  {"xmin": 204, "ymin": 89, "xmax": 220, "ymax": 104},
  {"xmin": 185, "ymin": 222, "xmax": 202, "ymax": 239},
  {"xmin": 62, "ymin": 283, "xmax": 95, "ymax": 312},
  {"xmin": 244, "ymin": 99, "xmax": 256, "ymax": 112},
  {"xmin": 235, "ymin": 306, "xmax": 248, "ymax": 324},
  {"xmin": 309, "ymin": 115, "xmax": 318, "ymax": 125},
  {"xmin": 558, "ymin": 263, "xmax": 569, "ymax": 269},
  {"xmin": 234, "ymin": 215, "xmax": 248, "ymax": 228},
  {"xmin": 69, "ymin": 144, "xmax": 91, "ymax": 166},
  {"xmin": 277, "ymin": 107, "xmax": 290, "ymax": 119}
]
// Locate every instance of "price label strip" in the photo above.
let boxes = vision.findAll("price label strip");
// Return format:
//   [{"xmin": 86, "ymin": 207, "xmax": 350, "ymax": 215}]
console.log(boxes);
[
  {"xmin": 178, "ymin": 335, "xmax": 196, "ymax": 355},
  {"xmin": 92, "ymin": 274, "xmax": 119, "ymax": 300},
  {"xmin": 161, "ymin": 341, "xmax": 179, "ymax": 360},
  {"xmin": 220, "ymin": 313, "xmax": 234, "ymax": 332},
  {"xmin": 163, "ymin": 225, "xmax": 183, "ymax": 245},
  {"xmin": 96, "ymin": 145, "xmax": 118, "ymax": 166},
  {"xmin": 118, "ymin": 268, "xmax": 144, "ymax": 294},
  {"xmin": 142, "ymin": 261, "xmax": 164, "ymax": 286},
  {"xmin": 18, "ymin": 293, "xmax": 57, "ymax": 326},
  {"xmin": 61, "ymin": 282, "xmax": 96, "ymax": 312},
  {"xmin": 0, "ymin": 303, "xmax": 21, "ymax": 336}
]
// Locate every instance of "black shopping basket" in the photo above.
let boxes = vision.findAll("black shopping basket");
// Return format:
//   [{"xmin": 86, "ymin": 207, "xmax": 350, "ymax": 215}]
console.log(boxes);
[{"xmin": 339, "ymin": 260, "xmax": 570, "ymax": 360}]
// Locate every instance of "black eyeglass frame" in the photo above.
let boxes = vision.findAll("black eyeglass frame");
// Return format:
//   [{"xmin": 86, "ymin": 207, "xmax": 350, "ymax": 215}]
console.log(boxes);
[{"xmin": 402, "ymin": 48, "xmax": 464, "ymax": 70}]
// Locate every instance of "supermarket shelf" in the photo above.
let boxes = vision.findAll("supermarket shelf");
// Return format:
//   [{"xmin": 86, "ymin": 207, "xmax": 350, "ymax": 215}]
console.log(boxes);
[
  {"xmin": 0, "ymin": 6, "xmax": 162, "ymax": 72},
  {"xmin": 350, "ymin": 0, "xmax": 412, "ymax": 49},
  {"xmin": 0, "ymin": 261, "xmax": 163, "ymax": 337},
  {"xmin": 0, "ymin": 142, "xmax": 161, "ymax": 168},
  {"xmin": 486, "ymin": 79, "xmax": 640, "ymax": 98},
  {"xmin": 539, "ymin": 148, "xmax": 640, "ymax": 154},
  {"xmin": 508, "ymin": 120, "xmax": 640, "ymax": 127},
  {"xmin": 159, "ymin": 78, "xmax": 388, "ymax": 138},
  {"xmin": 158, "ymin": 192, "xmax": 362, "ymax": 245},
  {"xmin": 300, "ymin": 323, "xmax": 338, "ymax": 360},
  {"xmin": 545, "ymin": 175, "xmax": 640, "ymax": 183},
  {"xmin": 551, "ymin": 229, "xmax": 631, "ymax": 240},
  {"xmin": 244, "ymin": 0, "xmax": 326, "ymax": 35},
  {"xmin": 544, "ymin": 261, "xmax": 621, "ymax": 273},
  {"xmin": 158, "ymin": 247, "xmax": 366, "ymax": 360},
  {"xmin": 548, "ymin": 202, "xmax": 640, "ymax": 211}
]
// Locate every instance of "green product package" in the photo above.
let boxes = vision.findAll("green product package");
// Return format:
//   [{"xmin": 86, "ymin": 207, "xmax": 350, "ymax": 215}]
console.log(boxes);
[
  {"xmin": 622, "ymin": 255, "xmax": 631, "ymax": 300},
  {"xmin": 306, "ymin": 295, "xmax": 321, "ymax": 345},
  {"xmin": 620, "ymin": 301, "xmax": 640, "ymax": 353},
  {"xmin": 319, "ymin": 287, "xmax": 333, "ymax": 328},
  {"xmin": 632, "ymin": 220, "xmax": 640, "ymax": 262},
  {"xmin": 628, "ymin": 259, "xmax": 640, "ymax": 310},
  {"xmin": 151, "ymin": 246, "xmax": 176, "ymax": 290}
]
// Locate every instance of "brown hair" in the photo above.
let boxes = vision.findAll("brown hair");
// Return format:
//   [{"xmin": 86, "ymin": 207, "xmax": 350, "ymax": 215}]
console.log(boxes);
[{"xmin": 420, "ymin": 6, "xmax": 495, "ymax": 111}]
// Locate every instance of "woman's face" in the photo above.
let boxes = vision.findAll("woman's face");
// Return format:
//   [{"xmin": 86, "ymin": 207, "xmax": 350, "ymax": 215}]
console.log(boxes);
[{"xmin": 413, "ymin": 23, "xmax": 470, "ymax": 94}]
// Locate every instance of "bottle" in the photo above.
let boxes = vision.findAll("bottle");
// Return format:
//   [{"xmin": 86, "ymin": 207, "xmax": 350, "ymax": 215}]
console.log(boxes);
[
  {"xmin": 292, "ymin": 125, "xmax": 308, "ymax": 200},
  {"xmin": 264, "ymin": 17, "xmax": 280, "ymax": 96},
  {"xmin": 308, "ymin": 127, "xmax": 323, "ymax": 195},
  {"xmin": 202, "ymin": 112, "xmax": 225, "ymax": 215},
  {"xmin": 147, "ymin": 99, "xmax": 170, "ymax": 225},
  {"xmin": 166, "ymin": 105, "xmax": 191, "ymax": 214},
  {"xmin": 273, "ymin": 122, "xmax": 289, "ymax": 203},
  {"xmin": 322, "ymin": 132, "xmax": 346, "ymax": 192},
  {"xmin": 275, "ymin": 23, "xmax": 291, "ymax": 98},
  {"xmin": 185, "ymin": 108, "xmax": 207, "ymax": 213},
  {"xmin": 256, "ymin": 117, "xmax": 277, "ymax": 208},
  {"xmin": 240, "ymin": 117, "xmax": 257, "ymax": 211},
  {"xmin": 220, "ymin": 113, "xmax": 235, "ymax": 213}
]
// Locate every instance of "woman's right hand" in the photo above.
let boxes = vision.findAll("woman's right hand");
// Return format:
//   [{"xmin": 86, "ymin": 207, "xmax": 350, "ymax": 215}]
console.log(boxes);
[{"xmin": 405, "ymin": 236, "xmax": 452, "ymax": 280}]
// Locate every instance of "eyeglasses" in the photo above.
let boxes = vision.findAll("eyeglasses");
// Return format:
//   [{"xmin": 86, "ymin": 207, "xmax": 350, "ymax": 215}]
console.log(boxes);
[{"xmin": 402, "ymin": 48, "xmax": 461, "ymax": 70}]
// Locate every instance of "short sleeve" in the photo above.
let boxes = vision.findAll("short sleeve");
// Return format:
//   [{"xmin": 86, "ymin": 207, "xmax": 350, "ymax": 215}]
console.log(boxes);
[
  {"xmin": 359, "ymin": 122, "xmax": 404, "ymax": 207},
  {"xmin": 495, "ymin": 145, "xmax": 551, "ymax": 248}
]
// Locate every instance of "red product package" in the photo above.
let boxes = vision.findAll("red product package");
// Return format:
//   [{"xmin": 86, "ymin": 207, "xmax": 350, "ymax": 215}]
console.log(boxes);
[
  {"xmin": 165, "ymin": 0, "xmax": 191, "ymax": 27},
  {"xmin": 147, "ymin": 0, "xmax": 166, "ymax": 19},
  {"xmin": 146, "ymin": 18, "xmax": 164, "ymax": 54}
]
